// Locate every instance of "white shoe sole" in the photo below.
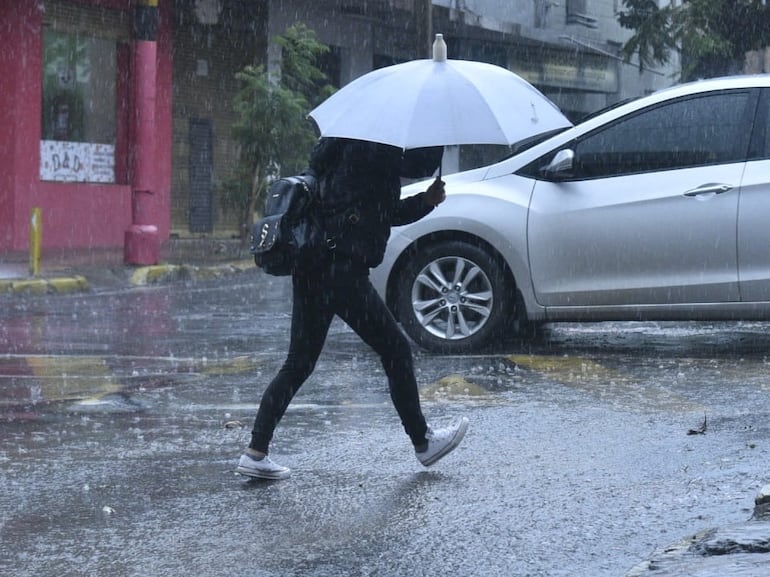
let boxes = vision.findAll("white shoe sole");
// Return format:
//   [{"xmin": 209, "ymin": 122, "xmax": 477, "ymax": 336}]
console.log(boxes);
[
  {"xmin": 236, "ymin": 456, "xmax": 291, "ymax": 480},
  {"xmin": 236, "ymin": 465, "xmax": 291, "ymax": 480}
]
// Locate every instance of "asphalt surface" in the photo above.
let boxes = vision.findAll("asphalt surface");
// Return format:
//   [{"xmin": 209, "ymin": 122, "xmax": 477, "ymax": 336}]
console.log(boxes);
[{"xmin": 1, "ymin": 238, "xmax": 770, "ymax": 576}]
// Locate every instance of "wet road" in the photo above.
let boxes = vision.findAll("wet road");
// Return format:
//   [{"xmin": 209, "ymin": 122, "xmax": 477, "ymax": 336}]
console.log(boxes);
[{"xmin": 1, "ymin": 270, "xmax": 770, "ymax": 576}]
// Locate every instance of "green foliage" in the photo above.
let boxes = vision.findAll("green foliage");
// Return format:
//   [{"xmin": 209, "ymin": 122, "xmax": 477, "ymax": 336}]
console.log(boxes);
[
  {"xmin": 220, "ymin": 23, "xmax": 335, "ymax": 242},
  {"xmin": 276, "ymin": 24, "xmax": 337, "ymax": 108},
  {"xmin": 618, "ymin": 0, "xmax": 678, "ymax": 71},
  {"xmin": 619, "ymin": 0, "xmax": 770, "ymax": 80}
]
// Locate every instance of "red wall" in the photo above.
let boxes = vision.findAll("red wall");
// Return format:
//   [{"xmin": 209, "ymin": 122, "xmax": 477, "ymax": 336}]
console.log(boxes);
[
  {"xmin": 0, "ymin": 0, "xmax": 172, "ymax": 252},
  {"xmin": 0, "ymin": 0, "xmax": 35, "ymax": 250}
]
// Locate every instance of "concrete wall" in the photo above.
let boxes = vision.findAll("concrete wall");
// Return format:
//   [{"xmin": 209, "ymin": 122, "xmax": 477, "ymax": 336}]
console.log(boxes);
[{"xmin": 171, "ymin": 0, "xmax": 266, "ymax": 236}]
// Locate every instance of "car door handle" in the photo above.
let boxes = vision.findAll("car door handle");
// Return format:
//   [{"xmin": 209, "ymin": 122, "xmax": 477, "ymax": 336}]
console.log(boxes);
[{"xmin": 683, "ymin": 183, "xmax": 734, "ymax": 197}]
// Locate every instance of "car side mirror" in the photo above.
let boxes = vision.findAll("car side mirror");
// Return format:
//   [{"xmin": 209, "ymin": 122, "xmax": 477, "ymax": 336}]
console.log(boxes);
[{"xmin": 541, "ymin": 149, "xmax": 575, "ymax": 180}]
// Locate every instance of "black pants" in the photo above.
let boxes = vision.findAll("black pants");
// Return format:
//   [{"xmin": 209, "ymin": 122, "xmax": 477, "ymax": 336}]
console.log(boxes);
[{"xmin": 249, "ymin": 264, "xmax": 428, "ymax": 454}]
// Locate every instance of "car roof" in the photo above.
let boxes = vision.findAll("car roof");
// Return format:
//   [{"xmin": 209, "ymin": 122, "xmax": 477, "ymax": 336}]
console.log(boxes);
[
  {"xmin": 652, "ymin": 74, "xmax": 770, "ymax": 99},
  {"xmin": 587, "ymin": 74, "xmax": 770, "ymax": 125}
]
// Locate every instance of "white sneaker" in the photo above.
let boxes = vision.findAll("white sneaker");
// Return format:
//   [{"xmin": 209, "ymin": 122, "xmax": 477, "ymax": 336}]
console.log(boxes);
[
  {"xmin": 236, "ymin": 453, "xmax": 291, "ymax": 480},
  {"xmin": 416, "ymin": 417, "xmax": 469, "ymax": 467}
]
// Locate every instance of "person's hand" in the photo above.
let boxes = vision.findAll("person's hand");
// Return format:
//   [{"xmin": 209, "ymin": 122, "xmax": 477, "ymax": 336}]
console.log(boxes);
[{"xmin": 424, "ymin": 176, "xmax": 446, "ymax": 208}]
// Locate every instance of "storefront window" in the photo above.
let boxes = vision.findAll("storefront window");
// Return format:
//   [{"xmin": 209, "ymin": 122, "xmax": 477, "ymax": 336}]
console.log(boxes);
[{"xmin": 40, "ymin": 30, "xmax": 117, "ymax": 183}]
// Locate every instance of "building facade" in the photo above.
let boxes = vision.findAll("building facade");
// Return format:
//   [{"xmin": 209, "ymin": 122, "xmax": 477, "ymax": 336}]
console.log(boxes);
[
  {"xmin": 0, "ymin": 0, "xmax": 174, "ymax": 256},
  {"xmin": 431, "ymin": 0, "xmax": 675, "ymax": 120},
  {"xmin": 0, "ymin": 0, "xmax": 677, "ymax": 257}
]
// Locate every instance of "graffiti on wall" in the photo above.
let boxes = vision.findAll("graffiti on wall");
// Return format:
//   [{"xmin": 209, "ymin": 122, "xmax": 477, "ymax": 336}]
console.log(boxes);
[{"xmin": 39, "ymin": 140, "xmax": 115, "ymax": 183}]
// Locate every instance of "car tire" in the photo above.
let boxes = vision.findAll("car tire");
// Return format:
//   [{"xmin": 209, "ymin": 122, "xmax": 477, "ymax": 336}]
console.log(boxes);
[{"xmin": 395, "ymin": 240, "xmax": 512, "ymax": 353}]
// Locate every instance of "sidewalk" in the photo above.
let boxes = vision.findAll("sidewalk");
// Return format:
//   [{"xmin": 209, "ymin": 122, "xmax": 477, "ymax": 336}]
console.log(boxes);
[{"xmin": 0, "ymin": 238, "xmax": 254, "ymax": 295}]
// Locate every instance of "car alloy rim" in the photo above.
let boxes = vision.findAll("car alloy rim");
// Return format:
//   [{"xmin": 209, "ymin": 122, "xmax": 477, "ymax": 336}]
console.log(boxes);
[{"xmin": 410, "ymin": 256, "xmax": 494, "ymax": 341}]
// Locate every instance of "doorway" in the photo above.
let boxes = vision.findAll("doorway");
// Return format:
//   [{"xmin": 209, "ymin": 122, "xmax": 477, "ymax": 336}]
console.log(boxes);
[{"xmin": 188, "ymin": 118, "xmax": 213, "ymax": 233}]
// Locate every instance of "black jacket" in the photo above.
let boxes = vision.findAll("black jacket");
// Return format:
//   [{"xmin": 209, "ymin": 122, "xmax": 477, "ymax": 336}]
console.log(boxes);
[{"xmin": 308, "ymin": 138, "xmax": 439, "ymax": 269}]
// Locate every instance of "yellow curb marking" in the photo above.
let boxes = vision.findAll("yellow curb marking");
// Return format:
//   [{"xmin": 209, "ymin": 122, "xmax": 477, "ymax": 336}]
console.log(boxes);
[
  {"xmin": 1, "ymin": 276, "xmax": 89, "ymax": 295},
  {"xmin": 10, "ymin": 280, "xmax": 49, "ymax": 295},
  {"xmin": 129, "ymin": 267, "xmax": 150, "ymax": 285},
  {"xmin": 1, "ymin": 353, "xmax": 264, "ymax": 406},
  {"xmin": 507, "ymin": 354, "xmax": 705, "ymax": 412},
  {"xmin": 508, "ymin": 354, "xmax": 625, "ymax": 383},
  {"xmin": 48, "ymin": 276, "xmax": 89, "ymax": 293},
  {"xmin": 130, "ymin": 263, "xmax": 251, "ymax": 286},
  {"xmin": 130, "ymin": 265, "xmax": 185, "ymax": 285},
  {"xmin": 422, "ymin": 374, "xmax": 489, "ymax": 399},
  {"xmin": 198, "ymin": 355, "xmax": 262, "ymax": 375},
  {"xmin": 26, "ymin": 355, "xmax": 121, "ymax": 403},
  {"xmin": 146, "ymin": 265, "xmax": 187, "ymax": 283}
]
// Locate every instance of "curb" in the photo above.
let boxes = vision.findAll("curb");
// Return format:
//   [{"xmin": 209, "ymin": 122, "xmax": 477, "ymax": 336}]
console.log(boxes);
[
  {"xmin": 0, "ymin": 260, "xmax": 255, "ymax": 295},
  {"xmin": 0, "ymin": 275, "xmax": 89, "ymax": 296},
  {"xmin": 128, "ymin": 261, "xmax": 254, "ymax": 286}
]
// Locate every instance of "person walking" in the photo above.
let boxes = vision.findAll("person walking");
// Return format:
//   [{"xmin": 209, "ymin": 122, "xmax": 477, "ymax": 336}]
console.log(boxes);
[{"xmin": 237, "ymin": 137, "xmax": 468, "ymax": 480}]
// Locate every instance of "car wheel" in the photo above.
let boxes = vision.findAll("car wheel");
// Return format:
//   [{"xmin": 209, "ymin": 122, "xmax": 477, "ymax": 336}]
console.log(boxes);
[{"xmin": 395, "ymin": 240, "xmax": 511, "ymax": 353}]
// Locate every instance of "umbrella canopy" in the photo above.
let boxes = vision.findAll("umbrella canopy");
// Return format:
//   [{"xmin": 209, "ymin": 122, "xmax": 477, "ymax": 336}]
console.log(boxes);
[{"xmin": 309, "ymin": 34, "xmax": 572, "ymax": 150}]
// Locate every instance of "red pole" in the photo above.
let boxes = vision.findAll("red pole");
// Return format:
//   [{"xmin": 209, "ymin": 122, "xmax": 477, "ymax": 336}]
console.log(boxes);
[
  {"xmin": 125, "ymin": 0, "xmax": 160, "ymax": 265},
  {"xmin": 132, "ymin": 41, "xmax": 157, "ymax": 221}
]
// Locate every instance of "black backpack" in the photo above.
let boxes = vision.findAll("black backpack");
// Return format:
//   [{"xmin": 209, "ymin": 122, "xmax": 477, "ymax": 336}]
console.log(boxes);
[{"xmin": 249, "ymin": 173, "xmax": 323, "ymax": 276}]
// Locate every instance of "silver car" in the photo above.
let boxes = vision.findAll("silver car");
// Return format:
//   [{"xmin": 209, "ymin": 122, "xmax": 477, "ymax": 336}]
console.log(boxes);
[{"xmin": 372, "ymin": 75, "xmax": 770, "ymax": 353}]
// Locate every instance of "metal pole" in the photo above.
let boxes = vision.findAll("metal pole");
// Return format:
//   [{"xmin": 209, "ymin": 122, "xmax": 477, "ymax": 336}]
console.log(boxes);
[{"xmin": 29, "ymin": 207, "xmax": 41, "ymax": 277}]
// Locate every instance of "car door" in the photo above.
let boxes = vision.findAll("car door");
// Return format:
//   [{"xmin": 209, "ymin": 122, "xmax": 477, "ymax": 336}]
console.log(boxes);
[
  {"xmin": 737, "ymin": 87, "xmax": 770, "ymax": 301},
  {"xmin": 526, "ymin": 89, "xmax": 757, "ymax": 308}
]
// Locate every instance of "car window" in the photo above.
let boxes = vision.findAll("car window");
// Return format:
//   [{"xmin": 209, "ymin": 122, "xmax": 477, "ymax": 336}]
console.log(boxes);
[
  {"xmin": 751, "ymin": 88, "xmax": 770, "ymax": 159},
  {"xmin": 571, "ymin": 90, "xmax": 755, "ymax": 179}
]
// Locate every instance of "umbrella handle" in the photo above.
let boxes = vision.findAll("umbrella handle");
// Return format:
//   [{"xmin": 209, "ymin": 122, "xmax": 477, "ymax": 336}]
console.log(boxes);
[{"xmin": 428, "ymin": 174, "xmax": 446, "ymax": 208}]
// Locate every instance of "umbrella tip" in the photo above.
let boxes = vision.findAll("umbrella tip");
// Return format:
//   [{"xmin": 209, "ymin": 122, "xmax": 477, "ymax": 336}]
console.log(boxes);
[{"xmin": 432, "ymin": 33, "xmax": 447, "ymax": 62}]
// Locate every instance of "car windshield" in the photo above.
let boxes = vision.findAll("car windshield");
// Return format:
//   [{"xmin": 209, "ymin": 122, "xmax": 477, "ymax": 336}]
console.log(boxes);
[
  {"xmin": 573, "ymin": 96, "xmax": 638, "ymax": 123},
  {"xmin": 509, "ymin": 127, "xmax": 572, "ymax": 155},
  {"xmin": 452, "ymin": 128, "xmax": 571, "ymax": 173},
  {"xmin": 494, "ymin": 99, "xmax": 639, "ymax": 166}
]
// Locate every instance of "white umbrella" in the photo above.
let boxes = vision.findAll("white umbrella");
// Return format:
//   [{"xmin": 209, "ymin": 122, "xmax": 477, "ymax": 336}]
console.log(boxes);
[{"xmin": 308, "ymin": 34, "xmax": 572, "ymax": 150}]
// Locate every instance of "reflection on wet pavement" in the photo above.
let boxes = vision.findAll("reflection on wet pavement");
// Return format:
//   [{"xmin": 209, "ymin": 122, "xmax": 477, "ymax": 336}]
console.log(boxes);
[{"xmin": 2, "ymin": 282, "xmax": 770, "ymax": 577}]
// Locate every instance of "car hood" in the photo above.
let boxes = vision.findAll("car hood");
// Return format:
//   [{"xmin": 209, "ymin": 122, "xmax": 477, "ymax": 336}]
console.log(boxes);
[{"xmin": 400, "ymin": 165, "xmax": 492, "ymax": 197}]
